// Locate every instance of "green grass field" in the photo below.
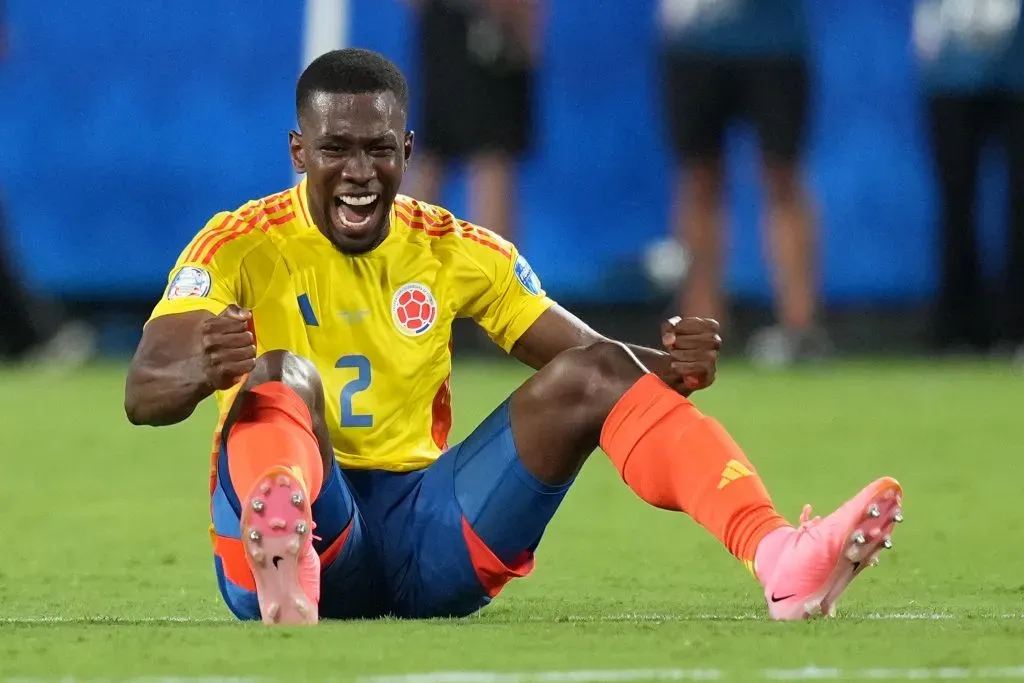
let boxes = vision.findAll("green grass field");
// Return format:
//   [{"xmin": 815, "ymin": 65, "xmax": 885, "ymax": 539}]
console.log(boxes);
[{"xmin": 1, "ymin": 359, "xmax": 1023, "ymax": 681}]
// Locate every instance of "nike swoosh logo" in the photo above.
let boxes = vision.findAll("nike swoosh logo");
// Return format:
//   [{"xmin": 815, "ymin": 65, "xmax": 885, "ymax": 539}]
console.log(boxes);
[
  {"xmin": 770, "ymin": 592, "xmax": 797, "ymax": 603},
  {"xmin": 272, "ymin": 556, "xmax": 283, "ymax": 568}
]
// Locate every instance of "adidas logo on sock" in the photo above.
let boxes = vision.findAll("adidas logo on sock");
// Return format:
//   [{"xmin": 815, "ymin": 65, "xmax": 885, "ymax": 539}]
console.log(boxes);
[{"xmin": 718, "ymin": 459, "xmax": 753, "ymax": 489}]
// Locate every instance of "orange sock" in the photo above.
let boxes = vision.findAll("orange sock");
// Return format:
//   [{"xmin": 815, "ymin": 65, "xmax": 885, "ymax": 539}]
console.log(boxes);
[
  {"xmin": 226, "ymin": 382, "xmax": 324, "ymax": 503},
  {"xmin": 600, "ymin": 374, "xmax": 789, "ymax": 570}
]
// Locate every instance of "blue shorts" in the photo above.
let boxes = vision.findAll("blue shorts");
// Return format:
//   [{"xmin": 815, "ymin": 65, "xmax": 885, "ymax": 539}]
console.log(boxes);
[{"xmin": 210, "ymin": 399, "xmax": 571, "ymax": 619}]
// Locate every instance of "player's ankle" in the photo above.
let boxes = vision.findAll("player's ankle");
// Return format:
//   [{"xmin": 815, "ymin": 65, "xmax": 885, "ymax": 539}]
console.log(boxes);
[{"xmin": 752, "ymin": 525, "xmax": 795, "ymax": 585}]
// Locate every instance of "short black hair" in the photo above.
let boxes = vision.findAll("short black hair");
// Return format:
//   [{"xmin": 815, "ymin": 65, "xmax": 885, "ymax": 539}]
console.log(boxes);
[{"xmin": 295, "ymin": 48, "xmax": 409, "ymax": 121}]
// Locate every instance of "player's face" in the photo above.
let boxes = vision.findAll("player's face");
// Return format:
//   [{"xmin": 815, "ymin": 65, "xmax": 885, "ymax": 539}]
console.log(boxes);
[{"xmin": 290, "ymin": 91, "xmax": 413, "ymax": 254}]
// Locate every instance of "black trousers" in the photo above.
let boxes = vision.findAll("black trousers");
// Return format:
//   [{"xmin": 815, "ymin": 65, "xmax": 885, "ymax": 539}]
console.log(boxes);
[
  {"xmin": 0, "ymin": 197, "xmax": 50, "ymax": 358},
  {"xmin": 927, "ymin": 93, "xmax": 1024, "ymax": 349}
]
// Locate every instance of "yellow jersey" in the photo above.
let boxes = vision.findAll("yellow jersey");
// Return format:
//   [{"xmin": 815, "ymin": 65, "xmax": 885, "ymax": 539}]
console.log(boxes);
[{"xmin": 148, "ymin": 179, "xmax": 553, "ymax": 480}]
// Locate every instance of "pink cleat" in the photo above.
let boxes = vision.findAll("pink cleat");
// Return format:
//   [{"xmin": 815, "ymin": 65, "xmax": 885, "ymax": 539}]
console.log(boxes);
[
  {"xmin": 756, "ymin": 476, "xmax": 904, "ymax": 620},
  {"xmin": 240, "ymin": 466, "xmax": 320, "ymax": 625}
]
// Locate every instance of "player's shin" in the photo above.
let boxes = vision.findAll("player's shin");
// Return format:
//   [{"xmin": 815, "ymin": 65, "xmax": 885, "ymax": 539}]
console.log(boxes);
[
  {"xmin": 226, "ymin": 381, "xmax": 324, "ymax": 624},
  {"xmin": 598, "ymin": 374, "xmax": 790, "ymax": 573}
]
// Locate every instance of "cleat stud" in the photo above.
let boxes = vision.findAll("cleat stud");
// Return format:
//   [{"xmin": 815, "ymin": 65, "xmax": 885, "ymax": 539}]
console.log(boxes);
[
  {"xmin": 288, "ymin": 539, "xmax": 301, "ymax": 555},
  {"xmin": 853, "ymin": 531, "xmax": 866, "ymax": 545},
  {"xmin": 291, "ymin": 492, "xmax": 304, "ymax": 507},
  {"xmin": 295, "ymin": 521, "xmax": 307, "ymax": 535},
  {"xmin": 893, "ymin": 510, "xmax": 904, "ymax": 523},
  {"xmin": 248, "ymin": 529, "xmax": 262, "ymax": 542},
  {"xmin": 260, "ymin": 481, "xmax": 272, "ymax": 495},
  {"xmin": 883, "ymin": 537, "xmax": 893, "ymax": 549},
  {"xmin": 269, "ymin": 518, "xmax": 286, "ymax": 530},
  {"xmin": 251, "ymin": 499, "xmax": 265, "ymax": 513},
  {"xmin": 295, "ymin": 599, "xmax": 310, "ymax": 616},
  {"xmin": 867, "ymin": 503, "xmax": 881, "ymax": 518},
  {"xmin": 845, "ymin": 547, "xmax": 860, "ymax": 562},
  {"xmin": 251, "ymin": 549, "xmax": 265, "ymax": 564},
  {"xmin": 870, "ymin": 557, "xmax": 880, "ymax": 567},
  {"xmin": 277, "ymin": 475, "xmax": 291, "ymax": 487},
  {"xmin": 267, "ymin": 603, "xmax": 280, "ymax": 621}
]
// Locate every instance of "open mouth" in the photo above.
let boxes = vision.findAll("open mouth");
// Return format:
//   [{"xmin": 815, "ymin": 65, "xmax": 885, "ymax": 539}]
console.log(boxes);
[{"xmin": 333, "ymin": 193, "xmax": 381, "ymax": 233}]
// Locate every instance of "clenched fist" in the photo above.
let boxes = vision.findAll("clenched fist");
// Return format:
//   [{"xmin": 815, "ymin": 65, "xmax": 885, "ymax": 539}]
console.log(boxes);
[
  {"xmin": 200, "ymin": 304, "xmax": 257, "ymax": 390},
  {"xmin": 660, "ymin": 316, "xmax": 721, "ymax": 394}
]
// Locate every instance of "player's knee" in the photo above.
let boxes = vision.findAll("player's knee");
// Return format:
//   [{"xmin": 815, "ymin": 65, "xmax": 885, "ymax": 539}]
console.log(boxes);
[
  {"xmin": 245, "ymin": 350, "xmax": 325, "ymax": 411},
  {"xmin": 548, "ymin": 341, "xmax": 642, "ymax": 420},
  {"xmin": 763, "ymin": 165, "xmax": 803, "ymax": 207},
  {"xmin": 686, "ymin": 164, "xmax": 723, "ymax": 209}
]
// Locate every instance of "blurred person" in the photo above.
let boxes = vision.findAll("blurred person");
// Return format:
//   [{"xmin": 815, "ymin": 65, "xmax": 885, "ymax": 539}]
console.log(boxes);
[
  {"xmin": 125, "ymin": 49, "xmax": 902, "ymax": 626},
  {"xmin": 0, "ymin": 1, "xmax": 95, "ymax": 366},
  {"xmin": 914, "ymin": 0, "xmax": 1024, "ymax": 359},
  {"xmin": 403, "ymin": 0, "xmax": 541, "ymax": 241},
  {"xmin": 658, "ymin": 0, "xmax": 829, "ymax": 367}
]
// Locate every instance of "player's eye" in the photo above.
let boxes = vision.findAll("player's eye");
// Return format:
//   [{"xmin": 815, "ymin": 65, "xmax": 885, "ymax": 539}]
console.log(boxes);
[
  {"xmin": 321, "ymin": 145, "xmax": 345, "ymax": 155},
  {"xmin": 370, "ymin": 146, "xmax": 395, "ymax": 157}
]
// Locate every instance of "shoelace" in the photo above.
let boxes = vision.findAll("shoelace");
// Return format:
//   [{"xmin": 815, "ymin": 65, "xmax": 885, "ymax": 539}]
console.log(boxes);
[{"xmin": 798, "ymin": 504, "xmax": 823, "ymax": 530}]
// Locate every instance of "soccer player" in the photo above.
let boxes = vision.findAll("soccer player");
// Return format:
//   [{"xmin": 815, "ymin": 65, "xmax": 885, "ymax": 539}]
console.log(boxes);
[
  {"xmin": 124, "ymin": 49, "xmax": 903, "ymax": 625},
  {"xmin": 657, "ymin": 0, "xmax": 829, "ymax": 366}
]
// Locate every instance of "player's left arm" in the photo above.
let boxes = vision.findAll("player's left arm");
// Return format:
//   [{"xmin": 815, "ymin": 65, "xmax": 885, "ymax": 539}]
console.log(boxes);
[
  {"xmin": 510, "ymin": 305, "xmax": 721, "ymax": 397},
  {"xmin": 458, "ymin": 225, "xmax": 719, "ymax": 396}
]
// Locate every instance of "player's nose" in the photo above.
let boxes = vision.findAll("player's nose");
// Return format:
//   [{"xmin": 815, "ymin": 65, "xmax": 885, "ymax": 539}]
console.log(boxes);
[{"xmin": 341, "ymin": 151, "xmax": 375, "ymax": 186}]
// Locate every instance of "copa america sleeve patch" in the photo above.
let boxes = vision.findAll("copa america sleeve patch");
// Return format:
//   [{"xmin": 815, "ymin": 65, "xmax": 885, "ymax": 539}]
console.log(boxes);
[
  {"xmin": 166, "ymin": 266, "xmax": 212, "ymax": 300},
  {"xmin": 514, "ymin": 255, "xmax": 543, "ymax": 296}
]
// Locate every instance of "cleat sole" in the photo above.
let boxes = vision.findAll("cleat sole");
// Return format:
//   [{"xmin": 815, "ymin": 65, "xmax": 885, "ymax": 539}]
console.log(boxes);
[{"xmin": 240, "ymin": 467, "xmax": 318, "ymax": 626}]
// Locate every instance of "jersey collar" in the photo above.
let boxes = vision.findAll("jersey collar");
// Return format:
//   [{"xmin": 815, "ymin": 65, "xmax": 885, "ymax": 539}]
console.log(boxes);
[{"xmin": 292, "ymin": 176, "xmax": 316, "ymax": 230}]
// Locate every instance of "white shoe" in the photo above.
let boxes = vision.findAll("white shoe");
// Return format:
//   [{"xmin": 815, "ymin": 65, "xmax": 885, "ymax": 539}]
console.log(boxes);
[{"xmin": 20, "ymin": 321, "xmax": 97, "ymax": 369}]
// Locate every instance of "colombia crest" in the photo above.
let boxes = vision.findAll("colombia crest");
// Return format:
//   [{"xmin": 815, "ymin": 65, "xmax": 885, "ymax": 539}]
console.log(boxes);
[{"xmin": 392, "ymin": 283, "xmax": 438, "ymax": 336}]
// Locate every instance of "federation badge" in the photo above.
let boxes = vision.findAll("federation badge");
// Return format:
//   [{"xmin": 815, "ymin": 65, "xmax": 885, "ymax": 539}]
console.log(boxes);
[
  {"xmin": 392, "ymin": 283, "xmax": 438, "ymax": 336},
  {"xmin": 166, "ymin": 266, "xmax": 212, "ymax": 300}
]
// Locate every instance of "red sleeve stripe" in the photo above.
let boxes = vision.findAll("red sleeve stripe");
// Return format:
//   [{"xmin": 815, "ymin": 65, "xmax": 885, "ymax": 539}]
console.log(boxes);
[
  {"xmin": 395, "ymin": 206, "xmax": 456, "ymax": 237},
  {"xmin": 395, "ymin": 206, "xmax": 512, "ymax": 258},
  {"xmin": 185, "ymin": 213, "xmax": 235, "ymax": 263},
  {"xmin": 463, "ymin": 232, "xmax": 512, "ymax": 258},
  {"xmin": 459, "ymin": 221, "xmax": 512, "ymax": 258},
  {"xmin": 187, "ymin": 197, "xmax": 294, "ymax": 264},
  {"xmin": 200, "ymin": 219, "xmax": 259, "ymax": 265}
]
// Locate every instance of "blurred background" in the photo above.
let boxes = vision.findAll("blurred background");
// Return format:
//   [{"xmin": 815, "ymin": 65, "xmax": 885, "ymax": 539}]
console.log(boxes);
[{"xmin": 0, "ymin": 0, "xmax": 1021, "ymax": 368}]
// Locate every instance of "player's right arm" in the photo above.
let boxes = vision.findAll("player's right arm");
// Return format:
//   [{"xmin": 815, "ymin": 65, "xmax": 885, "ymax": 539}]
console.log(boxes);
[
  {"xmin": 124, "ymin": 306, "xmax": 256, "ymax": 426},
  {"xmin": 124, "ymin": 212, "xmax": 259, "ymax": 426}
]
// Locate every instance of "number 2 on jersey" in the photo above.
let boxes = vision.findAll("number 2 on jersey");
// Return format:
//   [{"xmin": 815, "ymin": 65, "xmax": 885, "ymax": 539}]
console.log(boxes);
[{"xmin": 336, "ymin": 355, "xmax": 372, "ymax": 428}]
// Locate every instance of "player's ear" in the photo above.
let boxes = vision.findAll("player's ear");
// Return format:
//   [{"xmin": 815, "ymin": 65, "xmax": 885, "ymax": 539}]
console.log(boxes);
[
  {"xmin": 403, "ymin": 130, "xmax": 414, "ymax": 170},
  {"xmin": 289, "ymin": 130, "xmax": 306, "ymax": 174}
]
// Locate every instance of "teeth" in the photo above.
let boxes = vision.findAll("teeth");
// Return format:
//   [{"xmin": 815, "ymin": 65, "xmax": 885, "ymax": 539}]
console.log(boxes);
[{"xmin": 339, "ymin": 194, "xmax": 378, "ymax": 207}]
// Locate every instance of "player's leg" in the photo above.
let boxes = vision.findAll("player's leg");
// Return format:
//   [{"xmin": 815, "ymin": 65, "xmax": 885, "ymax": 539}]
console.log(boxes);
[
  {"xmin": 464, "ymin": 46, "xmax": 533, "ymax": 241},
  {"xmin": 744, "ymin": 56, "xmax": 829, "ymax": 366},
  {"xmin": 927, "ymin": 94, "xmax": 988, "ymax": 352},
  {"xmin": 662, "ymin": 52, "xmax": 733, "ymax": 326},
  {"xmin": 999, "ymin": 93, "xmax": 1024, "ymax": 355},
  {"xmin": 506, "ymin": 341, "xmax": 903, "ymax": 619},
  {"xmin": 212, "ymin": 350, "xmax": 362, "ymax": 624},
  {"xmin": 405, "ymin": 0, "xmax": 464, "ymax": 205}
]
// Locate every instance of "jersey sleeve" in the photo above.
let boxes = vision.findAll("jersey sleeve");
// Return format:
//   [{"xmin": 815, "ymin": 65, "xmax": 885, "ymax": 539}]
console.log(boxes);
[
  {"xmin": 456, "ymin": 228, "xmax": 555, "ymax": 352},
  {"xmin": 147, "ymin": 212, "xmax": 245, "ymax": 323}
]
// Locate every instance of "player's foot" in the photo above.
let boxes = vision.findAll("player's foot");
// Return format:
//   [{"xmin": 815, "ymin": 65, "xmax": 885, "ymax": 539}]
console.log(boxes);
[
  {"xmin": 240, "ymin": 466, "xmax": 320, "ymax": 625},
  {"xmin": 755, "ymin": 476, "xmax": 903, "ymax": 620},
  {"xmin": 747, "ymin": 325, "xmax": 833, "ymax": 369}
]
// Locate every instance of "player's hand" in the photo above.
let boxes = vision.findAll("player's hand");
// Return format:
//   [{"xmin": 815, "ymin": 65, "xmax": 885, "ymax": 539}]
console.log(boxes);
[
  {"xmin": 199, "ymin": 305, "xmax": 257, "ymax": 390},
  {"xmin": 660, "ymin": 316, "xmax": 721, "ymax": 395}
]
